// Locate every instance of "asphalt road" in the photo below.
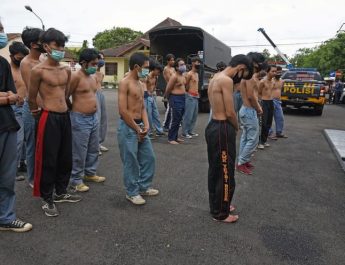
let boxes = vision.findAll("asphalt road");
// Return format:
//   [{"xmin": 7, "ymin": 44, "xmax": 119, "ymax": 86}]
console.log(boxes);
[{"xmin": 1, "ymin": 90, "xmax": 345, "ymax": 265}]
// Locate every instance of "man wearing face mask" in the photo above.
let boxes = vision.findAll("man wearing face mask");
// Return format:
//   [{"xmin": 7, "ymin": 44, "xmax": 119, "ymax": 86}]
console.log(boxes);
[
  {"xmin": 117, "ymin": 52, "xmax": 158, "ymax": 205},
  {"xmin": 95, "ymin": 52, "xmax": 108, "ymax": 155},
  {"xmin": 0, "ymin": 20, "xmax": 32, "ymax": 232},
  {"xmin": 29, "ymin": 28, "xmax": 81, "ymax": 217},
  {"xmin": 182, "ymin": 57, "xmax": 201, "ymax": 139},
  {"xmin": 269, "ymin": 66, "xmax": 287, "ymax": 139},
  {"xmin": 8, "ymin": 42, "xmax": 29, "ymax": 181},
  {"xmin": 20, "ymin": 27, "xmax": 45, "ymax": 188},
  {"xmin": 164, "ymin": 58, "xmax": 187, "ymax": 145},
  {"xmin": 206, "ymin": 54, "xmax": 253, "ymax": 223},
  {"xmin": 68, "ymin": 48, "xmax": 106, "ymax": 193},
  {"xmin": 236, "ymin": 52, "xmax": 265, "ymax": 175}
]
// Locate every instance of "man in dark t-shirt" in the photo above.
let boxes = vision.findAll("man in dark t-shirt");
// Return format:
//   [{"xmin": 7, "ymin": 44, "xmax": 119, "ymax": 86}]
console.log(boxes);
[{"xmin": 0, "ymin": 20, "xmax": 32, "ymax": 232}]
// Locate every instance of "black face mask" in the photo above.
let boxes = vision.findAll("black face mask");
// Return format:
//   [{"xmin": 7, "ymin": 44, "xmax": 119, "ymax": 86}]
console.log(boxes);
[
  {"xmin": 11, "ymin": 57, "xmax": 22, "ymax": 67},
  {"xmin": 34, "ymin": 43, "xmax": 46, "ymax": 53},
  {"xmin": 232, "ymin": 70, "xmax": 243, "ymax": 84},
  {"xmin": 195, "ymin": 64, "xmax": 200, "ymax": 70},
  {"xmin": 275, "ymin": 74, "xmax": 282, "ymax": 79}
]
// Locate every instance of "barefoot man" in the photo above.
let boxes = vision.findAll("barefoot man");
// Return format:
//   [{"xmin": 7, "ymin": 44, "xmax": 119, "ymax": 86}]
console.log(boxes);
[
  {"xmin": 117, "ymin": 52, "xmax": 158, "ymax": 205},
  {"xmin": 258, "ymin": 65, "xmax": 277, "ymax": 149},
  {"xmin": 164, "ymin": 58, "xmax": 187, "ymax": 145},
  {"xmin": 29, "ymin": 28, "xmax": 81, "ymax": 217},
  {"xmin": 69, "ymin": 48, "xmax": 106, "ymax": 192},
  {"xmin": 205, "ymin": 54, "xmax": 253, "ymax": 223}
]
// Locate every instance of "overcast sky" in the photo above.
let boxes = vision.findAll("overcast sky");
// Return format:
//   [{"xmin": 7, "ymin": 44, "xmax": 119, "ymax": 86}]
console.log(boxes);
[{"xmin": 2, "ymin": 0, "xmax": 344, "ymax": 57}]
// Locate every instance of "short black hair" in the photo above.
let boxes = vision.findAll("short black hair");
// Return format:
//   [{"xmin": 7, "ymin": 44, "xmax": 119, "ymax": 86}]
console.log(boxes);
[
  {"xmin": 166, "ymin": 53, "xmax": 175, "ymax": 61},
  {"xmin": 98, "ymin": 52, "xmax": 104, "ymax": 59},
  {"xmin": 9, "ymin": 41, "xmax": 29, "ymax": 56},
  {"xmin": 266, "ymin": 65, "xmax": 277, "ymax": 73},
  {"xmin": 40, "ymin": 28, "xmax": 68, "ymax": 47},
  {"xmin": 191, "ymin": 56, "xmax": 201, "ymax": 63},
  {"xmin": 149, "ymin": 59, "xmax": 163, "ymax": 72},
  {"xmin": 129, "ymin": 52, "xmax": 149, "ymax": 70},
  {"xmin": 21, "ymin": 27, "xmax": 44, "ymax": 48},
  {"xmin": 247, "ymin": 52, "xmax": 266, "ymax": 64},
  {"xmin": 229, "ymin": 54, "xmax": 254, "ymax": 80},
  {"xmin": 174, "ymin": 58, "xmax": 184, "ymax": 70},
  {"xmin": 216, "ymin": 61, "xmax": 226, "ymax": 71},
  {"xmin": 79, "ymin": 48, "xmax": 99, "ymax": 64}
]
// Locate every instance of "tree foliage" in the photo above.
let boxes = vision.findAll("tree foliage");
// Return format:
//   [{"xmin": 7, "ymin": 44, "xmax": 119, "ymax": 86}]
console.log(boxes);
[
  {"xmin": 92, "ymin": 27, "xmax": 143, "ymax": 50},
  {"xmin": 290, "ymin": 33, "xmax": 345, "ymax": 76}
]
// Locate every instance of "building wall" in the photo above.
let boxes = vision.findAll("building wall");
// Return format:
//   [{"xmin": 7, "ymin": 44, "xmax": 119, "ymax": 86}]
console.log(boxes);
[{"xmin": 0, "ymin": 36, "xmax": 22, "ymax": 62}]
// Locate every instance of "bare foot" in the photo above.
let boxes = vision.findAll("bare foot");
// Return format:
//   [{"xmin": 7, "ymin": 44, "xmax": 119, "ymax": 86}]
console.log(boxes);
[
  {"xmin": 230, "ymin": 205, "xmax": 236, "ymax": 212},
  {"xmin": 213, "ymin": 215, "xmax": 239, "ymax": 223},
  {"xmin": 177, "ymin": 138, "xmax": 185, "ymax": 143},
  {"xmin": 168, "ymin": 141, "xmax": 179, "ymax": 145}
]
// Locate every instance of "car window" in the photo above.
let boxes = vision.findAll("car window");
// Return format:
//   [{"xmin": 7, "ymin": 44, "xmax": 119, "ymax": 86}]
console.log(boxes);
[{"xmin": 282, "ymin": 72, "xmax": 323, "ymax": 81}]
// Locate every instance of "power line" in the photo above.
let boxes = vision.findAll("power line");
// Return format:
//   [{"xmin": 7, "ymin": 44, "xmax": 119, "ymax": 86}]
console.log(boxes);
[{"xmin": 230, "ymin": 41, "xmax": 323, "ymax": 47}]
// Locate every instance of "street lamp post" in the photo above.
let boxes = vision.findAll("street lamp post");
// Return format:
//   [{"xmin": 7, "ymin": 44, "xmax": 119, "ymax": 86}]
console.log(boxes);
[{"xmin": 24, "ymin": 5, "xmax": 45, "ymax": 30}]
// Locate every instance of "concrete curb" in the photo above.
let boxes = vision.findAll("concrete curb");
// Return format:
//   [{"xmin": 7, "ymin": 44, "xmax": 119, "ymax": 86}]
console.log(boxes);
[{"xmin": 324, "ymin": 129, "xmax": 345, "ymax": 172}]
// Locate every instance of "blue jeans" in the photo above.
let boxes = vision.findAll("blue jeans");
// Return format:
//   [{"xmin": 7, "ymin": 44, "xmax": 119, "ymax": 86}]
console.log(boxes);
[
  {"xmin": 0, "ymin": 131, "xmax": 17, "ymax": 224},
  {"xmin": 234, "ymin": 90, "xmax": 243, "ymax": 113},
  {"xmin": 168, "ymin": 94, "xmax": 185, "ymax": 141},
  {"xmin": 144, "ymin": 95, "xmax": 164, "ymax": 134},
  {"xmin": 96, "ymin": 90, "xmax": 107, "ymax": 145},
  {"xmin": 22, "ymin": 100, "xmax": 35, "ymax": 184},
  {"xmin": 70, "ymin": 112, "xmax": 99, "ymax": 185},
  {"xmin": 117, "ymin": 119, "xmax": 155, "ymax": 196},
  {"xmin": 11, "ymin": 105, "xmax": 24, "ymax": 168},
  {"xmin": 238, "ymin": 106, "xmax": 259, "ymax": 165},
  {"xmin": 182, "ymin": 93, "xmax": 198, "ymax": 135},
  {"xmin": 270, "ymin": 98, "xmax": 284, "ymax": 135}
]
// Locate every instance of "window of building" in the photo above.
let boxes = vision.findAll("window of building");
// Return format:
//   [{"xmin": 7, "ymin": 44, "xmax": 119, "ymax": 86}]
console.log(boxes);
[{"xmin": 105, "ymin": 62, "xmax": 118, "ymax": 75}]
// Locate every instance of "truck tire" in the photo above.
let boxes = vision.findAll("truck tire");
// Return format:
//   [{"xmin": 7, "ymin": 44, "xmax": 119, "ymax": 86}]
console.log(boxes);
[{"xmin": 314, "ymin": 105, "xmax": 324, "ymax": 116}]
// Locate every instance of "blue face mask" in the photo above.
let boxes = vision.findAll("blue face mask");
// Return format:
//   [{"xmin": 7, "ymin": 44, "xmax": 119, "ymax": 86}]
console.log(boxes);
[
  {"xmin": 178, "ymin": 65, "xmax": 186, "ymax": 73},
  {"xmin": 50, "ymin": 49, "xmax": 65, "ymax": 62},
  {"xmin": 138, "ymin": 68, "xmax": 149, "ymax": 78},
  {"xmin": 98, "ymin": 60, "xmax": 105, "ymax": 67},
  {"xmin": 0, "ymin": 33, "xmax": 8, "ymax": 49}
]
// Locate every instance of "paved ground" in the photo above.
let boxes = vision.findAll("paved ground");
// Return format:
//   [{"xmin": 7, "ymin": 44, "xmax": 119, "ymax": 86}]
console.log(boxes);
[{"xmin": 1, "ymin": 90, "xmax": 345, "ymax": 265}]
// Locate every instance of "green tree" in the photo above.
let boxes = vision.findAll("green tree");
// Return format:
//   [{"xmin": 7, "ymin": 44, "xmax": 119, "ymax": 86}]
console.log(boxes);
[
  {"xmin": 290, "ymin": 33, "xmax": 345, "ymax": 76},
  {"xmin": 92, "ymin": 27, "xmax": 143, "ymax": 50},
  {"xmin": 262, "ymin": 48, "xmax": 288, "ymax": 63}
]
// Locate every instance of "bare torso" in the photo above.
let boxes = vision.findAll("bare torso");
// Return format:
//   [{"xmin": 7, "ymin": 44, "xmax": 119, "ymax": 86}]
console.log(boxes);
[
  {"xmin": 208, "ymin": 73, "xmax": 232, "ymax": 120},
  {"xmin": 94, "ymin": 71, "xmax": 104, "ymax": 90},
  {"xmin": 163, "ymin": 66, "xmax": 175, "ymax": 83},
  {"xmin": 146, "ymin": 73, "xmax": 157, "ymax": 94},
  {"xmin": 71, "ymin": 70, "xmax": 98, "ymax": 114},
  {"xmin": 186, "ymin": 70, "xmax": 199, "ymax": 94},
  {"xmin": 122, "ymin": 77, "xmax": 145, "ymax": 120},
  {"xmin": 20, "ymin": 55, "xmax": 41, "ymax": 97},
  {"xmin": 260, "ymin": 78, "xmax": 274, "ymax": 100},
  {"xmin": 33, "ymin": 63, "xmax": 70, "ymax": 112},
  {"xmin": 10, "ymin": 64, "xmax": 26, "ymax": 105},
  {"xmin": 272, "ymin": 78, "xmax": 283, "ymax": 99},
  {"xmin": 242, "ymin": 75, "xmax": 260, "ymax": 108},
  {"xmin": 170, "ymin": 74, "xmax": 186, "ymax": 95}
]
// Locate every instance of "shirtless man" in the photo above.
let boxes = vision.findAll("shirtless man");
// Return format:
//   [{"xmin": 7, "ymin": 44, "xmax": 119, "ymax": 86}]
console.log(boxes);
[
  {"xmin": 95, "ymin": 52, "xmax": 108, "ymax": 154},
  {"xmin": 181, "ymin": 57, "xmax": 200, "ymax": 139},
  {"xmin": 20, "ymin": 27, "xmax": 45, "ymax": 187},
  {"xmin": 145, "ymin": 60, "xmax": 165, "ymax": 138},
  {"xmin": 29, "ymin": 28, "xmax": 81, "ymax": 217},
  {"xmin": 162, "ymin": 54, "xmax": 176, "ymax": 131},
  {"xmin": 236, "ymin": 52, "xmax": 266, "ymax": 175},
  {"xmin": 164, "ymin": 58, "xmax": 187, "ymax": 144},
  {"xmin": 258, "ymin": 65, "xmax": 277, "ymax": 149},
  {"xmin": 270, "ymin": 66, "xmax": 288, "ymax": 139},
  {"xmin": 8, "ymin": 42, "xmax": 29, "ymax": 181},
  {"xmin": 205, "ymin": 54, "xmax": 253, "ymax": 223},
  {"xmin": 69, "ymin": 48, "xmax": 106, "ymax": 192},
  {"xmin": 117, "ymin": 52, "xmax": 158, "ymax": 205}
]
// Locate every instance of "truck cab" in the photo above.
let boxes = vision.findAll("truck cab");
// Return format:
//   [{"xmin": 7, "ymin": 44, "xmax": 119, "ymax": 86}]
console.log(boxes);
[
  {"xmin": 149, "ymin": 26, "xmax": 232, "ymax": 112},
  {"xmin": 281, "ymin": 68, "xmax": 326, "ymax": 115}
]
